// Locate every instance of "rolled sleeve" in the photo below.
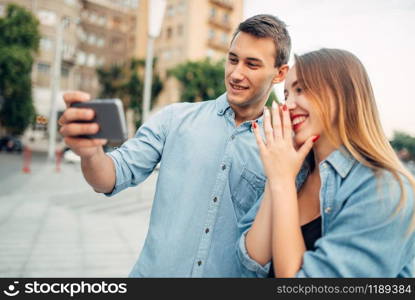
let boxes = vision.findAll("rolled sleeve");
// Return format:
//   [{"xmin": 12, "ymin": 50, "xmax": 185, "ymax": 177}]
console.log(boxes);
[
  {"xmin": 237, "ymin": 228, "xmax": 270, "ymax": 277},
  {"xmin": 104, "ymin": 104, "xmax": 174, "ymax": 197}
]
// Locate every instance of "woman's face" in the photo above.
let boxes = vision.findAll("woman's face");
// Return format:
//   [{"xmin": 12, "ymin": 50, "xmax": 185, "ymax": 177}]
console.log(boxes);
[{"xmin": 284, "ymin": 66, "xmax": 327, "ymax": 146}]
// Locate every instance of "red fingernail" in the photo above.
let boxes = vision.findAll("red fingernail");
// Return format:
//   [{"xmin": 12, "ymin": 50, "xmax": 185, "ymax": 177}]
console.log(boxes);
[
  {"xmin": 312, "ymin": 135, "xmax": 320, "ymax": 142},
  {"xmin": 282, "ymin": 104, "xmax": 287, "ymax": 111},
  {"xmin": 252, "ymin": 122, "xmax": 257, "ymax": 129}
]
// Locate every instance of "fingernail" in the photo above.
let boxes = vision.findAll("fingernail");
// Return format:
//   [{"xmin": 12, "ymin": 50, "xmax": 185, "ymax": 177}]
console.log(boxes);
[
  {"xmin": 272, "ymin": 101, "xmax": 277, "ymax": 109},
  {"xmin": 252, "ymin": 122, "xmax": 257, "ymax": 129},
  {"xmin": 282, "ymin": 104, "xmax": 288, "ymax": 111},
  {"xmin": 312, "ymin": 135, "xmax": 320, "ymax": 142},
  {"xmin": 264, "ymin": 107, "xmax": 269, "ymax": 116}
]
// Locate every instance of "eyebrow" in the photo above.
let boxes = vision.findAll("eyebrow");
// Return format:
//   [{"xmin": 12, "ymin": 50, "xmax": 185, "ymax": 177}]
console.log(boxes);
[{"xmin": 228, "ymin": 52, "xmax": 263, "ymax": 64}]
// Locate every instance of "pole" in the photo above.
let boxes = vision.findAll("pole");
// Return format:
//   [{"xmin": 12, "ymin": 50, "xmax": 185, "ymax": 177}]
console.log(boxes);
[
  {"xmin": 142, "ymin": 35, "xmax": 155, "ymax": 123},
  {"xmin": 47, "ymin": 17, "xmax": 66, "ymax": 161}
]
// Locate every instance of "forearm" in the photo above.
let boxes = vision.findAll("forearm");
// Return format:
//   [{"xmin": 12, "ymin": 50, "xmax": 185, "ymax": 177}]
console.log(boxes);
[
  {"xmin": 81, "ymin": 147, "xmax": 116, "ymax": 194},
  {"xmin": 270, "ymin": 179, "xmax": 306, "ymax": 277},
  {"xmin": 245, "ymin": 182, "xmax": 273, "ymax": 266}
]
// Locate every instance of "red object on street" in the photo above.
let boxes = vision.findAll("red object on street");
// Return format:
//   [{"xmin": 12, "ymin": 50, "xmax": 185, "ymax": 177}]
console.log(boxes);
[
  {"xmin": 22, "ymin": 146, "xmax": 31, "ymax": 173},
  {"xmin": 55, "ymin": 149, "xmax": 62, "ymax": 172}
]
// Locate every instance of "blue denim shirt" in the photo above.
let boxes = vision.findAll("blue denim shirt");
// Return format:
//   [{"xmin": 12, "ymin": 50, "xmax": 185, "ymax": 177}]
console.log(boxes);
[
  {"xmin": 237, "ymin": 148, "xmax": 415, "ymax": 277},
  {"xmin": 105, "ymin": 93, "xmax": 267, "ymax": 277}
]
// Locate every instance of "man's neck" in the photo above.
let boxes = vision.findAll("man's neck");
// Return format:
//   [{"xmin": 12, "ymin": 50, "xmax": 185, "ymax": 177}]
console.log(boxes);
[{"xmin": 231, "ymin": 104, "xmax": 265, "ymax": 127}]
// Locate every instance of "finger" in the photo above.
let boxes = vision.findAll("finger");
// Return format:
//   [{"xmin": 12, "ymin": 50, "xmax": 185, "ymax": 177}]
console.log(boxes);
[
  {"xmin": 263, "ymin": 107, "xmax": 274, "ymax": 145},
  {"xmin": 60, "ymin": 122, "xmax": 99, "ymax": 137},
  {"xmin": 64, "ymin": 137, "xmax": 107, "ymax": 148},
  {"xmin": 252, "ymin": 121, "xmax": 267, "ymax": 152},
  {"xmin": 281, "ymin": 103, "xmax": 293, "ymax": 142},
  {"xmin": 58, "ymin": 108, "xmax": 95, "ymax": 126},
  {"xmin": 298, "ymin": 135, "xmax": 318, "ymax": 159},
  {"xmin": 271, "ymin": 101, "xmax": 282, "ymax": 139},
  {"xmin": 63, "ymin": 91, "xmax": 91, "ymax": 108}
]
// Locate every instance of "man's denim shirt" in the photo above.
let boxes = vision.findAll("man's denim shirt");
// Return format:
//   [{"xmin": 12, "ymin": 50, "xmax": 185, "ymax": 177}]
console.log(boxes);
[
  {"xmin": 105, "ymin": 93, "xmax": 267, "ymax": 277},
  {"xmin": 238, "ymin": 148, "xmax": 415, "ymax": 277}
]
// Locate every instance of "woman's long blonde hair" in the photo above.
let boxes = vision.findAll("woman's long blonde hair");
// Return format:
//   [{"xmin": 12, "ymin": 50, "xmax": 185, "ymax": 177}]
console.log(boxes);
[{"xmin": 295, "ymin": 48, "xmax": 415, "ymax": 232}]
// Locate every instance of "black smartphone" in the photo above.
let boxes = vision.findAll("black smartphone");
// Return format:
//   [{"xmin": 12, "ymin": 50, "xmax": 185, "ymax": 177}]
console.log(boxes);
[{"xmin": 70, "ymin": 98, "xmax": 128, "ymax": 142}]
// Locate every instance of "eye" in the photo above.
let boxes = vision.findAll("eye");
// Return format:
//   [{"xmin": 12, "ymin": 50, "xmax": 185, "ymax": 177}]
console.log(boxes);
[
  {"xmin": 229, "ymin": 57, "xmax": 238, "ymax": 64},
  {"xmin": 295, "ymin": 87, "xmax": 303, "ymax": 94},
  {"xmin": 247, "ymin": 62, "xmax": 259, "ymax": 68}
]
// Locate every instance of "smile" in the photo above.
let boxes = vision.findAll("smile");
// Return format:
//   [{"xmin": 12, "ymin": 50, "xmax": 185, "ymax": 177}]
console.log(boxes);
[
  {"xmin": 230, "ymin": 82, "xmax": 248, "ymax": 91},
  {"xmin": 291, "ymin": 114, "xmax": 308, "ymax": 131}
]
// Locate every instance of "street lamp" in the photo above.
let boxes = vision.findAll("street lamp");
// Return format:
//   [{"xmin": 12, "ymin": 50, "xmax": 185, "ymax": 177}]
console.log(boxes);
[
  {"xmin": 47, "ymin": 16, "xmax": 71, "ymax": 161},
  {"xmin": 142, "ymin": 0, "xmax": 166, "ymax": 123}
]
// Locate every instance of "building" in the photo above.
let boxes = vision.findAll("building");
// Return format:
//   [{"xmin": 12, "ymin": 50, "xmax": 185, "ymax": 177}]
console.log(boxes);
[
  {"xmin": 0, "ymin": 0, "xmax": 148, "ymax": 149},
  {"xmin": 154, "ymin": 0, "xmax": 243, "ymax": 107}
]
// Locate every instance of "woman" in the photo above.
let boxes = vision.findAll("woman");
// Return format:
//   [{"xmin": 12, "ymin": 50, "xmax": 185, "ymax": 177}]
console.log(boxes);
[{"xmin": 245, "ymin": 48, "xmax": 415, "ymax": 277}]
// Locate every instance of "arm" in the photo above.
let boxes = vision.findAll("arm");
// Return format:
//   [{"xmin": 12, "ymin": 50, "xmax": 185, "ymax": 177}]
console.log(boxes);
[
  {"xmin": 245, "ymin": 182, "xmax": 273, "ymax": 265},
  {"xmin": 251, "ymin": 102, "xmax": 315, "ymax": 277},
  {"xmin": 81, "ymin": 147, "xmax": 115, "ymax": 193},
  {"xmin": 269, "ymin": 178, "xmax": 306, "ymax": 277}
]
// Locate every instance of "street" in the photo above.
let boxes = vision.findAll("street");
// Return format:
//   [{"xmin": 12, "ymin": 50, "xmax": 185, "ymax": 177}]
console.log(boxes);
[{"xmin": 0, "ymin": 152, "xmax": 155, "ymax": 277}]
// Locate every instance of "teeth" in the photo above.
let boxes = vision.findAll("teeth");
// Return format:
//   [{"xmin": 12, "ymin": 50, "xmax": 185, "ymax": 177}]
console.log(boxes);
[
  {"xmin": 231, "ymin": 83, "xmax": 247, "ymax": 90},
  {"xmin": 292, "ymin": 116, "xmax": 307, "ymax": 125}
]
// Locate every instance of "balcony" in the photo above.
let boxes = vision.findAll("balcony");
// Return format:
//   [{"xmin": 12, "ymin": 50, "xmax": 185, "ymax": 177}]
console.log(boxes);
[
  {"xmin": 208, "ymin": 16, "xmax": 232, "ymax": 32},
  {"xmin": 209, "ymin": 0, "xmax": 234, "ymax": 10},
  {"xmin": 207, "ymin": 38, "xmax": 228, "ymax": 53}
]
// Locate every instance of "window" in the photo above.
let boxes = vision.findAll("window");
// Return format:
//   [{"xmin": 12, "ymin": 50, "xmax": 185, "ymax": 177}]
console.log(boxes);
[
  {"xmin": 98, "ymin": 16, "xmax": 106, "ymax": 26},
  {"xmin": 64, "ymin": 0, "xmax": 77, "ymax": 6},
  {"xmin": 37, "ymin": 10, "xmax": 57, "ymax": 26},
  {"xmin": 97, "ymin": 38, "xmax": 105, "ymax": 47},
  {"xmin": 210, "ymin": 7, "xmax": 216, "ymax": 18},
  {"xmin": 0, "ymin": 4, "xmax": 5, "ymax": 17},
  {"xmin": 61, "ymin": 66, "xmax": 69, "ymax": 77},
  {"xmin": 223, "ymin": 13, "xmax": 229, "ymax": 24},
  {"xmin": 89, "ymin": 13, "xmax": 98, "ymax": 24},
  {"xmin": 208, "ymin": 29, "xmax": 215, "ymax": 40},
  {"xmin": 221, "ymin": 32, "xmax": 228, "ymax": 44},
  {"xmin": 87, "ymin": 54, "xmax": 96, "ymax": 67},
  {"xmin": 76, "ymin": 51, "xmax": 86, "ymax": 65},
  {"xmin": 167, "ymin": 5, "xmax": 174, "ymax": 17},
  {"xmin": 166, "ymin": 27, "xmax": 172, "ymax": 39},
  {"xmin": 40, "ymin": 37, "xmax": 53, "ymax": 51},
  {"xmin": 88, "ymin": 34, "xmax": 97, "ymax": 45},
  {"xmin": 37, "ymin": 63, "xmax": 51, "ymax": 74}
]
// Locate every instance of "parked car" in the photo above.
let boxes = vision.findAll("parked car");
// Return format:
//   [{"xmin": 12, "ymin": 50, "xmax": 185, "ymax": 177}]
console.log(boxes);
[{"xmin": 0, "ymin": 136, "xmax": 23, "ymax": 153}]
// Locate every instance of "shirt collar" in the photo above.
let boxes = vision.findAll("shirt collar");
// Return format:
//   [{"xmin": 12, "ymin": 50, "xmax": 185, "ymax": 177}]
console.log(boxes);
[
  {"xmin": 215, "ymin": 92, "xmax": 264, "ymax": 126},
  {"xmin": 216, "ymin": 92, "xmax": 231, "ymax": 116},
  {"xmin": 324, "ymin": 147, "xmax": 357, "ymax": 178}
]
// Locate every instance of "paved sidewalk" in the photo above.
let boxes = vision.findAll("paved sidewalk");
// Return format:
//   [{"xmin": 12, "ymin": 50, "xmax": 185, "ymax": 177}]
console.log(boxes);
[{"xmin": 0, "ymin": 153, "xmax": 155, "ymax": 277}]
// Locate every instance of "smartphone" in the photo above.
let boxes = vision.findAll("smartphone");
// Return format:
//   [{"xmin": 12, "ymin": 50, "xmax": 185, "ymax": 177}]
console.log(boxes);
[{"xmin": 70, "ymin": 98, "xmax": 128, "ymax": 142}]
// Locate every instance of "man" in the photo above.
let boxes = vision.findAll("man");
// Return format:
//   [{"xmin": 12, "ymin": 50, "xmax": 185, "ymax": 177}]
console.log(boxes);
[{"xmin": 59, "ymin": 14, "xmax": 291, "ymax": 277}]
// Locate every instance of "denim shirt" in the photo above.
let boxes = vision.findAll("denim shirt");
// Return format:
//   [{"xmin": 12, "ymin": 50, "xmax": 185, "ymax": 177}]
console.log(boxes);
[
  {"xmin": 105, "ymin": 93, "xmax": 267, "ymax": 277},
  {"xmin": 237, "ymin": 148, "xmax": 415, "ymax": 277}
]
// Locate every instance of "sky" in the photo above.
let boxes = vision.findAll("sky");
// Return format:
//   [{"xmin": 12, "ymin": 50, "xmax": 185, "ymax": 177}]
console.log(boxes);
[{"xmin": 244, "ymin": 0, "xmax": 415, "ymax": 137}]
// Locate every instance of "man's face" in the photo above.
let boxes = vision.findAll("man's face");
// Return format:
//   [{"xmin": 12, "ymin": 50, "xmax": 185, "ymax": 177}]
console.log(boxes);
[{"xmin": 225, "ymin": 32, "xmax": 282, "ymax": 108}]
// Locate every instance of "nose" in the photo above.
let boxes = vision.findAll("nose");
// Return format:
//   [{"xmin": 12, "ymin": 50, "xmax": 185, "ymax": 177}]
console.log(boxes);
[
  {"xmin": 285, "ymin": 94, "xmax": 297, "ymax": 110},
  {"xmin": 230, "ymin": 64, "xmax": 245, "ymax": 82}
]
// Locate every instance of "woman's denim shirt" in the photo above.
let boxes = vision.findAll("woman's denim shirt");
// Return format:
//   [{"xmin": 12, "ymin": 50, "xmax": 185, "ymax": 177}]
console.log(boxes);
[{"xmin": 237, "ymin": 148, "xmax": 415, "ymax": 277}]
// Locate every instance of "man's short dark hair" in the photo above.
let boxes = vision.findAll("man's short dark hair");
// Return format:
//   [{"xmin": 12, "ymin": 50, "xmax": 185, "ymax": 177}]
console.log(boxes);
[{"xmin": 231, "ymin": 14, "xmax": 291, "ymax": 68}]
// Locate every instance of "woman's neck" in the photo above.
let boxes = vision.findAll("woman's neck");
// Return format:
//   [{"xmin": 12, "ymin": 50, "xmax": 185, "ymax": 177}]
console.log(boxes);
[{"xmin": 312, "ymin": 136, "xmax": 337, "ymax": 167}]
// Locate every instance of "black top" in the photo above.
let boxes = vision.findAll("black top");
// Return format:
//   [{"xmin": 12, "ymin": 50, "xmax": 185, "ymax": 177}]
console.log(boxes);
[{"xmin": 268, "ymin": 216, "xmax": 322, "ymax": 277}]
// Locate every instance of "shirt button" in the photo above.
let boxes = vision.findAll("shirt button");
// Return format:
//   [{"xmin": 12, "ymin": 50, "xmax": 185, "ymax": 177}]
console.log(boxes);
[
  {"xmin": 197, "ymin": 261, "xmax": 202, "ymax": 266},
  {"xmin": 213, "ymin": 197, "xmax": 218, "ymax": 203},
  {"xmin": 221, "ymin": 164, "xmax": 226, "ymax": 170},
  {"xmin": 205, "ymin": 228, "xmax": 209, "ymax": 234},
  {"xmin": 325, "ymin": 207, "xmax": 332, "ymax": 214}
]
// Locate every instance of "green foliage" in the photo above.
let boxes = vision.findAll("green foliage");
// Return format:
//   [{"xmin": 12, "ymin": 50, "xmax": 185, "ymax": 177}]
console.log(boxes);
[
  {"xmin": 390, "ymin": 131, "xmax": 415, "ymax": 160},
  {"xmin": 168, "ymin": 59, "xmax": 226, "ymax": 102},
  {"xmin": 96, "ymin": 58, "xmax": 163, "ymax": 128},
  {"xmin": 265, "ymin": 90, "xmax": 280, "ymax": 107},
  {"xmin": 0, "ymin": 3, "xmax": 39, "ymax": 135}
]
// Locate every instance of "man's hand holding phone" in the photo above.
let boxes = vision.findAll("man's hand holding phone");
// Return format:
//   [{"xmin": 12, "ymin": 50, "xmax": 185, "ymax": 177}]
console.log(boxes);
[{"xmin": 59, "ymin": 91, "xmax": 107, "ymax": 158}]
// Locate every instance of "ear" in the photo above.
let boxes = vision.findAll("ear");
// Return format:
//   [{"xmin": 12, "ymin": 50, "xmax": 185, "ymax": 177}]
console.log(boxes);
[{"xmin": 272, "ymin": 64, "xmax": 289, "ymax": 84}]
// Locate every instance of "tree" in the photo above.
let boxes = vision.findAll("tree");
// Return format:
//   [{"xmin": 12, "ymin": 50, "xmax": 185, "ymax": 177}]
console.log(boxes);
[
  {"xmin": 390, "ymin": 131, "xmax": 415, "ymax": 161},
  {"xmin": 0, "ymin": 4, "xmax": 40, "ymax": 135},
  {"xmin": 169, "ymin": 58, "xmax": 280, "ymax": 104},
  {"xmin": 96, "ymin": 58, "xmax": 162, "ymax": 128}
]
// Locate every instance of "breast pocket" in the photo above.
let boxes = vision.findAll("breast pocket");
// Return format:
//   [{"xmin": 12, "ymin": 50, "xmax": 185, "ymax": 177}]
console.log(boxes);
[{"xmin": 231, "ymin": 167, "xmax": 266, "ymax": 221}]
